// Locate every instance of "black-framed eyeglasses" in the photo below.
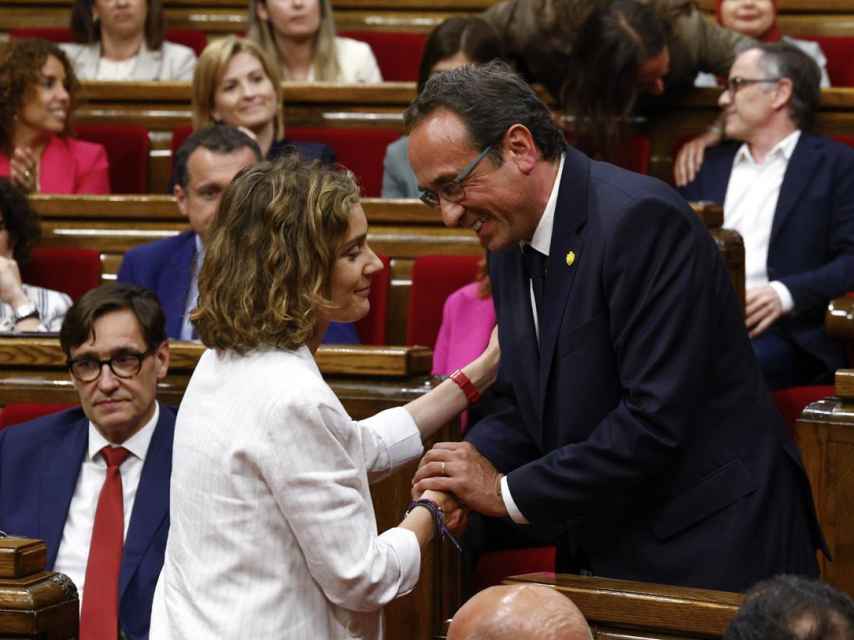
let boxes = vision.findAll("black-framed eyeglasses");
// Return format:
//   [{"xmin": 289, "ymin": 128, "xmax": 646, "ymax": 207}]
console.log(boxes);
[
  {"xmin": 419, "ymin": 145, "xmax": 493, "ymax": 209},
  {"xmin": 67, "ymin": 349, "xmax": 154, "ymax": 382},
  {"xmin": 724, "ymin": 76, "xmax": 781, "ymax": 95}
]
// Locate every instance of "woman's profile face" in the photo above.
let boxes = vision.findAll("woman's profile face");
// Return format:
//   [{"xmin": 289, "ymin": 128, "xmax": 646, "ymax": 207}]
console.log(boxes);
[
  {"xmin": 720, "ymin": 0, "xmax": 775, "ymax": 39},
  {"xmin": 93, "ymin": 0, "xmax": 148, "ymax": 41},
  {"xmin": 324, "ymin": 203, "xmax": 383, "ymax": 324},
  {"xmin": 212, "ymin": 52, "xmax": 277, "ymax": 132},
  {"xmin": 257, "ymin": 0, "xmax": 321, "ymax": 42},
  {"xmin": 18, "ymin": 55, "xmax": 70, "ymax": 137}
]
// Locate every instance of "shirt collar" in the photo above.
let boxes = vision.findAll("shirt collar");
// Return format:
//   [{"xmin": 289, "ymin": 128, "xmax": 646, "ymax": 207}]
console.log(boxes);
[
  {"xmin": 87, "ymin": 401, "xmax": 160, "ymax": 463},
  {"xmin": 194, "ymin": 233, "xmax": 205, "ymax": 267},
  {"xmin": 526, "ymin": 153, "xmax": 566, "ymax": 257},
  {"xmin": 734, "ymin": 129, "xmax": 801, "ymax": 166}
]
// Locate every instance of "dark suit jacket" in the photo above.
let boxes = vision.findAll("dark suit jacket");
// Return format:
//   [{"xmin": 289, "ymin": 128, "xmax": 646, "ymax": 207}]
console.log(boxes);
[
  {"xmin": 117, "ymin": 230, "xmax": 359, "ymax": 344},
  {"xmin": 679, "ymin": 134, "xmax": 854, "ymax": 373},
  {"xmin": 0, "ymin": 406, "xmax": 177, "ymax": 640},
  {"xmin": 467, "ymin": 147, "xmax": 824, "ymax": 592}
]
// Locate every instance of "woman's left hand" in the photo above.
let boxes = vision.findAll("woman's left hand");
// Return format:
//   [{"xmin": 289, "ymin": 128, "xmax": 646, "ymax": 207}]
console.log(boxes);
[{"xmin": 9, "ymin": 147, "xmax": 38, "ymax": 193}]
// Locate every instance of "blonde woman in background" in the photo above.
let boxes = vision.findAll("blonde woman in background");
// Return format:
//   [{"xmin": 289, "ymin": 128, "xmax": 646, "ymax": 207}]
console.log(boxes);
[
  {"xmin": 192, "ymin": 36, "xmax": 333, "ymax": 161},
  {"xmin": 248, "ymin": 0, "xmax": 382, "ymax": 83}
]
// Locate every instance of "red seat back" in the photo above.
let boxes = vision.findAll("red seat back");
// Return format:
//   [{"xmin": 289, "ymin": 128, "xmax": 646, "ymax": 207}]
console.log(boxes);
[
  {"xmin": 338, "ymin": 30, "xmax": 427, "ymax": 82},
  {"xmin": 406, "ymin": 255, "xmax": 482, "ymax": 348},
  {"xmin": 799, "ymin": 36, "xmax": 854, "ymax": 87},
  {"xmin": 11, "ymin": 27, "xmax": 207, "ymax": 57},
  {"xmin": 355, "ymin": 255, "xmax": 390, "ymax": 346},
  {"xmin": 0, "ymin": 403, "xmax": 77, "ymax": 430},
  {"xmin": 472, "ymin": 547, "xmax": 556, "ymax": 593},
  {"xmin": 75, "ymin": 123, "xmax": 150, "ymax": 193},
  {"xmin": 772, "ymin": 386, "xmax": 835, "ymax": 440},
  {"xmin": 570, "ymin": 131, "xmax": 651, "ymax": 175},
  {"xmin": 22, "ymin": 247, "xmax": 101, "ymax": 300}
]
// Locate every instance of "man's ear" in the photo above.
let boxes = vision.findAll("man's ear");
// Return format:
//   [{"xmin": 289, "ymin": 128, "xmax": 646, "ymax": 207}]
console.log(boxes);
[
  {"xmin": 503, "ymin": 124, "xmax": 538, "ymax": 175},
  {"xmin": 773, "ymin": 78, "xmax": 794, "ymax": 112},
  {"xmin": 174, "ymin": 183, "xmax": 189, "ymax": 218},
  {"xmin": 153, "ymin": 340, "xmax": 170, "ymax": 381}
]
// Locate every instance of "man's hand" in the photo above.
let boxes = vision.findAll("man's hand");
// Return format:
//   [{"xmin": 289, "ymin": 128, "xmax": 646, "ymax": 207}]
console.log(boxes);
[
  {"xmin": 745, "ymin": 286, "xmax": 784, "ymax": 338},
  {"xmin": 419, "ymin": 489, "xmax": 469, "ymax": 537},
  {"xmin": 412, "ymin": 442, "xmax": 507, "ymax": 518},
  {"xmin": 673, "ymin": 128, "xmax": 722, "ymax": 187}
]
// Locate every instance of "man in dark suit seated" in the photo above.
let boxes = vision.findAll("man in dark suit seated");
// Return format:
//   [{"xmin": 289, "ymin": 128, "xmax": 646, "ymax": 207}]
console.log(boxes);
[
  {"xmin": 0, "ymin": 283, "xmax": 175, "ymax": 640},
  {"xmin": 118, "ymin": 124, "xmax": 359, "ymax": 344},
  {"xmin": 680, "ymin": 42, "xmax": 854, "ymax": 389},
  {"xmin": 407, "ymin": 61, "xmax": 825, "ymax": 592}
]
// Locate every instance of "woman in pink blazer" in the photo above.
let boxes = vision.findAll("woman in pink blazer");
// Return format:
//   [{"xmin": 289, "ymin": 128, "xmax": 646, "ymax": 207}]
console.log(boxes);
[{"xmin": 0, "ymin": 39, "xmax": 109, "ymax": 195}]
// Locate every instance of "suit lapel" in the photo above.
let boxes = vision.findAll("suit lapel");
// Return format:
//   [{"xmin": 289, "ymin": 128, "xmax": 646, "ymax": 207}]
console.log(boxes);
[
  {"xmin": 538, "ymin": 148, "xmax": 589, "ymax": 412},
  {"xmin": 163, "ymin": 233, "xmax": 196, "ymax": 338},
  {"xmin": 771, "ymin": 135, "xmax": 821, "ymax": 245},
  {"xmin": 119, "ymin": 410, "xmax": 174, "ymax": 600},
  {"xmin": 40, "ymin": 416, "xmax": 88, "ymax": 569}
]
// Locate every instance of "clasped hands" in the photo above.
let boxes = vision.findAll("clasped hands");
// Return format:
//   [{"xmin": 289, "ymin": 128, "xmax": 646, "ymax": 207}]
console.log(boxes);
[{"xmin": 411, "ymin": 441, "xmax": 509, "ymax": 537}]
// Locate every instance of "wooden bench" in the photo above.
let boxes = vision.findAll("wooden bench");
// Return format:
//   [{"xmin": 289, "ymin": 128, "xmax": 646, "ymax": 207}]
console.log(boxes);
[{"xmin": 500, "ymin": 572, "xmax": 742, "ymax": 640}]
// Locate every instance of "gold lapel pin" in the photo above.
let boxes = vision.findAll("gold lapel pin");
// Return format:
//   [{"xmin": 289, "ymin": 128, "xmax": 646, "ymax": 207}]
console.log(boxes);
[{"xmin": 566, "ymin": 251, "xmax": 576, "ymax": 267}]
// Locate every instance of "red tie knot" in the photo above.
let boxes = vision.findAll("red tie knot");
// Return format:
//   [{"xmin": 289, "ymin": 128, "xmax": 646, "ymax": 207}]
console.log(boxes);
[{"xmin": 101, "ymin": 446, "xmax": 130, "ymax": 469}]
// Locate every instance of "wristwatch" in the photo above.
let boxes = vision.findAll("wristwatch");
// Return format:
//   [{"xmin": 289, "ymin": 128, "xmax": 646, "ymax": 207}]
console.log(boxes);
[{"xmin": 13, "ymin": 302, "xmax": 40, "ymax": 324}]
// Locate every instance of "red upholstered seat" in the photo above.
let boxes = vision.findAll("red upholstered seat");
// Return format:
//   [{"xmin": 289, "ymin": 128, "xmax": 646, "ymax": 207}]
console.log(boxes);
[
  {"xmin": 799, "ymin": 36, "xmax": 854, "ymax": 87},
  {"xmin": 338, "ymin": 30, "xmax": 427, "ymax": 82},
  {"xmin": 76, "ymin": 124, "xmax": 150, "ymax": 194},
  {"xmin": 472, "ymin": 547, "xmax": 556, "ymax": 593},
  {"xmin": 772, "ymin": 386, "xmax": 835, "ymax": 441},
  {"xmin": 10, "ymin": 27, "xmax": 207, "ymax": 57},
  {"xmin": 570, "ymin": 132, "xmax": 651, "ymax": 175},
  {"xmin": 355, "ymin": 255, "xmax": 390, "ymax": 346},
  {"xmin": 406, "ymin": 255, "xmax": 482, "ymax": 348},
  {"xmin": 0, "ymin": 403, "xmax": 76, "ymax": 430},
  {"xmin": 22, "ymin": 247, "xmax": 101, "ymax": 301}
]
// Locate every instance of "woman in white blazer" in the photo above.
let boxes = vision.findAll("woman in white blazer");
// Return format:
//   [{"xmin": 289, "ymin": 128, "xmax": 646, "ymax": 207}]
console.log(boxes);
[
  {"xmin": 60, "ymin": 0, "xmax": 196, "ymax": 81},
  {"xmin": 149, "ymin": 156, "xmax": 498, "ymax": 639}
]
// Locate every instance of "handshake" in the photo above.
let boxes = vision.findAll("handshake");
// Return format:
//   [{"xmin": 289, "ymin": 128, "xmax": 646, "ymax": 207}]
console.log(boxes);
[{"xmin": 410, "ymin": 441, "xmax": 509, "ymax": 537}]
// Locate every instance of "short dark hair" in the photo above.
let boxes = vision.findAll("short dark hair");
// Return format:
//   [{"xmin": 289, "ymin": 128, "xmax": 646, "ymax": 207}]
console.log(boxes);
[
  {"xmin": 0, "ymin": 178, "xmax": 41, "ymax": 266},
  {"xmin": 561, "ymin": 0, "xmax": 668, "ymax": 144},
  {"xmin": 404, "ymin": 60, "xmax": 567, "ymax": 163},
  {"xmin": 173, "ymin": 125, "xmax": 262, "ymax": 189},
  {"xmin": 724, "ymin": 575, "xmax": 854, "ymax": 640},
  {"xmin": 748, "ymin": 41, "xmax": 821, "ymax": 131},
  {"xmin": 417, "ymin": 16, "xmax": 504, "ymax": 94},
  {"xmin": 60, "ymin": 283, "xmax": 167, "ymax": 357},
  {"xmin": 70, "ymin": 0, "xmax": 166, "ymax": 50}
]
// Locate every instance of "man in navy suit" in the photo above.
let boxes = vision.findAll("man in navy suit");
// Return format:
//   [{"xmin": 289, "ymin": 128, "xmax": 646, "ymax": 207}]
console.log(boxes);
[
  {"xmin": 680, "ymin": 42, "xmax": 854, "ymax": 389},
  {"xmin": 118, "ymin": 125, "xmax": 359, "ymax": 344},
  {"xmin": 0, "ymin": 283, "xmax": 176, "ymax": 639},
  {"xmin": 406, "ymin": 61, "xmax": 824, "ymax": 592}
]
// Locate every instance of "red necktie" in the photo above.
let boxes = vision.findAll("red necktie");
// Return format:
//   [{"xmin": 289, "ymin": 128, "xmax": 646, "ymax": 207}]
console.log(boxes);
[{"xmin": 79, "ymin": 446, "xmax": 131, "ymax": 640}]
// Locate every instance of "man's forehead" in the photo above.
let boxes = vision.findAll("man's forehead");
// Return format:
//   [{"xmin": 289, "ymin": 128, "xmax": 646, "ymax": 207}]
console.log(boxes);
[
  {"xmin": 731, "ymin": 49, "xmax": 762, "ymax": 76},
  {"xmin": 409, "ymin": 109, "xmax": 476, "ymax": 183},
  {"xmin": 187, "ymin": 146, "xmax": 256, "ymax": 185},
  {"xmin": 71, "ymin": 310, "xmax": 147, "ymax": 356}
]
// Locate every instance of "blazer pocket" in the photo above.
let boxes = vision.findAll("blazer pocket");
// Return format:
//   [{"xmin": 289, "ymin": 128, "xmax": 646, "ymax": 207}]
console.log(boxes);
[
  {"xmin": 558, "ymin": 313, "xmax": 608, "ymax": 359},
  {"xmin": 653, "ymin": 459, "xmax": 758, "ymax": 541}
]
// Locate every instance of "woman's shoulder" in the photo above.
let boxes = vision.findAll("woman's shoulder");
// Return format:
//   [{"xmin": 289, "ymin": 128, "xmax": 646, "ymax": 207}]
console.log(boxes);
[
  {"xmin": 333, "ymin": 36, "xmax": 373, "ymax": 55},
  {"xmin": 333, "ymin": 37, "xmax": 382, "ymax": 83},
  {"xmin": 59, "ymin": 137, "xmax": 109, "ymax": 166}
]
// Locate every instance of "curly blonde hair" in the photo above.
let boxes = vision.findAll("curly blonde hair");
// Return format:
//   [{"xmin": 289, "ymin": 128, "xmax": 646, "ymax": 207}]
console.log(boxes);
[
  {"xmin": 0, "ymin": 39, "xmax": 79, "ymax": 154},
  {"xmin": 192, "ymin": 155, "xmax": 359, "ymax": 353}
]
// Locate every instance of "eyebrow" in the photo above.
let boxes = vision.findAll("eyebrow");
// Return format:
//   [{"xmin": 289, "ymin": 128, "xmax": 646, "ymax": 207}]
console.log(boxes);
[{"xmin": 340, "ymin": 233, "xmax": 367, "ymax": 252}]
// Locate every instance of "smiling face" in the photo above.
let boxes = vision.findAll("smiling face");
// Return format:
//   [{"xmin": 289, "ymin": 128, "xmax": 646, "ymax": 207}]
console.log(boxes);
[
  {"xmin": 70, "ymin": 308, "xmax": 169, "ymax": 444},
  {"xmin": 212, "ymin": 51, "xmax": 278, "ymax": 135},
  {"xmin": 323, "ymin": 203, "xmax": 383, "ymax": 324},
  {"xmin": 18, "ymin": 55, "xmax": 70, "ymax": 138},
  {"xmin": 408, "ymin": 108, "xmax": 540, "ymax": 252},
  {"xmin": 93, "ymin": 0, "xmax": 148, "ymax": 41},
  {"xmin": 256, "ymin": 0, "xmax": 322, "ymax": 43},
  {"xmin": 720, "ymin": 0, "xmax": 776, "ymax": 39}
]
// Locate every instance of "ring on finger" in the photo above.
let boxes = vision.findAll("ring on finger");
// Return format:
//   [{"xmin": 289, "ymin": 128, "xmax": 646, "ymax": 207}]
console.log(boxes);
[{"xmin": 441, "ymin": 461, "xmax": 447, "ymax": 476}]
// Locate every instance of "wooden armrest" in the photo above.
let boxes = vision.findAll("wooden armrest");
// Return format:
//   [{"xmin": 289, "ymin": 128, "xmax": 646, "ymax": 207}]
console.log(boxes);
[{"xmin": 826, "ymin": 295, "xmax": 854, "ymax": 341}]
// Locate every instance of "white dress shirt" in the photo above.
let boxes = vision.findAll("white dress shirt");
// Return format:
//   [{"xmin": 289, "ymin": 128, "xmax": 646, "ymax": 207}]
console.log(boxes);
[
  {"xmin": 149, "ymin": 346, "xmax": 424, "ymax": 639},
  {"xmin": 179, "ymin": 234, "xmax": 204, "ymax": 341},
  {"xmin": 723, "ymin": 130, "xmax": 800, "ymax": 312},
  {"xmin": 53, "ymin": 403, "xmax": 161, "ymax": 600},
  {"xmin": 500, "ymin": 153, "xmax": 566, "ymax": 526}
]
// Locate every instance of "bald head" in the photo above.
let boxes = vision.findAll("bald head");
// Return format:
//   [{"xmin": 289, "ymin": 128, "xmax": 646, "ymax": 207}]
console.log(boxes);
[{"xmin": 448, "ymin": 585, "xmax": 593, "ymax": 640}]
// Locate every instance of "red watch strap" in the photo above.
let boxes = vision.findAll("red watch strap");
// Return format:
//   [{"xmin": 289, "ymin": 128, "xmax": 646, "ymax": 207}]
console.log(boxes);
[{"xmin": 450, "ymin": 369, "xmax": 481, "ymax": 405}]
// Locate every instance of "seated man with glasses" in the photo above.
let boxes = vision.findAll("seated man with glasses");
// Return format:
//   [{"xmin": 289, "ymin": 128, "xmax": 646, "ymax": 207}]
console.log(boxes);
[
  {"xmin": 680, "ymin": 41, "xmax": 854, "ymax": 389},
  {"xmin": 0, "ymin": 282, "xmax": 175, "ymax": 640}
]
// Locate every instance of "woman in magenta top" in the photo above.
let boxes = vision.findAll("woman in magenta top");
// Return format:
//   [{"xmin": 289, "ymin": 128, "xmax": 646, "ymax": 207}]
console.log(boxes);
[{"xmin": 0, "ymin": 39, "xmax": 109, "ymax": 195}]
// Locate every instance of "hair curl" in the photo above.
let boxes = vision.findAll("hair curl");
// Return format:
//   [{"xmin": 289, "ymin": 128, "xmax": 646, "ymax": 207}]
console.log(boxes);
[
  {"xmin": 70, "ymin": 0, "xmax": 165, "ymax": 50},
  {"xmin": 192, "ymin": 155, "xmax": 359, "ymax": 354},
  {"xmin": 0, "ymin": 178, "xmax": 41, "ymax": 266},
  {"xmin": 0, "ymin": 39, "xmax": 79, "ymax": 154}
]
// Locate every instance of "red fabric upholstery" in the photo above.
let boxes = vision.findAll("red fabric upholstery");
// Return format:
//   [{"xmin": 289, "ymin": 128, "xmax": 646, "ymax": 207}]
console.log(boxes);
[
  {"xmin": 472, "ymin": 547, "xmax": 556, "ymax": 593},
  {"xmin": 569, "ymin": 132, "xmax": 651, "ymax": 175},
  {"xmin": 355, "ymin": 255, "xmax": 390, "ymax": 346},
  {"xmin": 11, "ymin": 27, "xmax": 207, "ymax": 57},
  {"xmin": 772, "ymin": 386, "xmax": 834, "ymax": 439},
  {"xmin": 406, "ymin": 255, "xmax": 481, "ymax": 348},
  {"xmin": 799, "ymin": 36, "xmax": 854, "ymax": 87},
  {"xmin": 22, "ymin": 247, "xmax": 102, "ymax": 300},
  {"xmin": 287, "ymin": 127, "xmax": 401, "ymax": 198},
  {"xmin": 0, "ymin": 403, "xmax": 76, "ymax": 430},
  {"xmin": 75, "ymin": 124, "xmax": 150, "ymax": 194},
  {"xmin": 338, "ymin": 30, "xmax": 427, "ymax": 82}
]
